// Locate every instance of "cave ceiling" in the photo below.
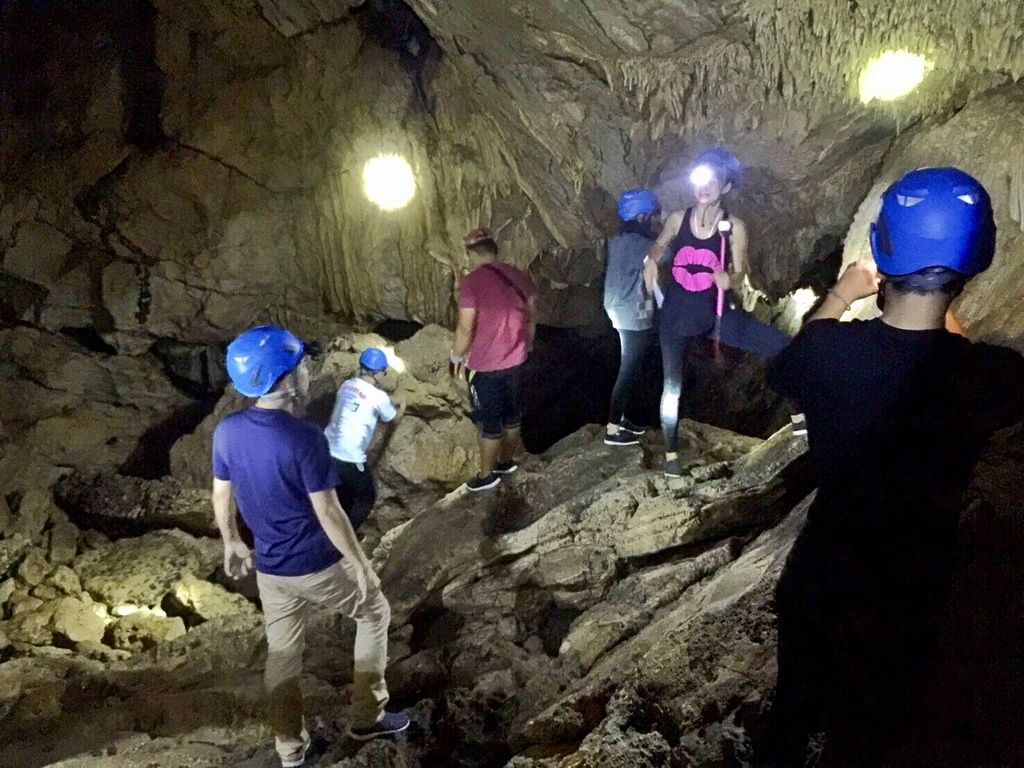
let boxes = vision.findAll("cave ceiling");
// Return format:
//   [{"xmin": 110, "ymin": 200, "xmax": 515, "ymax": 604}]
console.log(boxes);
[{"xmin": 1, "ymin": 0, "xmax": 1023, "ymax": 346}]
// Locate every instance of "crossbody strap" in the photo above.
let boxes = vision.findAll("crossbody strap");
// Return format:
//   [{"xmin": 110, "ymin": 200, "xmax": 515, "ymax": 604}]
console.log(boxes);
[{"xmin": 481, "ymin": 264, "xmax": 529, "ymax": 306}]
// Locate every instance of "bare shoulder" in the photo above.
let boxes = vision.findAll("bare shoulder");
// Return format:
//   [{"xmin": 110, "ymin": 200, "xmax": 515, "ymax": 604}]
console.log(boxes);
[{"xmin": 729, "ymin": 215, "xmax": 747, "ymax": 234}]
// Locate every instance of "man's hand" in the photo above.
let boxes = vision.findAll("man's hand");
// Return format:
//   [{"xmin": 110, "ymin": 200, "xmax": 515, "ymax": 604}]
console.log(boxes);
[
  {"xmin": 351, "ymin": 558, "xmax": 381, "ymax": 602},
  {"xmin": 223, "ymin": 539, "xmax": 253, "ymax": 579},
  {"xmin": 712, "ymin": 271, "xmax": 731, "ymax": 291},
  {"xmin": 393, "ymin": 394, "xmax": 407, "ymax": 419},
  {"xmin": 835, "ymin": 259, "xmax": 881, "ymax": 301}
]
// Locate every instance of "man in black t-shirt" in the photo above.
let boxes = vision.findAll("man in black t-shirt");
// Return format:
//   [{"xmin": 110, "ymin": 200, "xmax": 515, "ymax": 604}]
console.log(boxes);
[{"xmin": 759, "ymin": 168, "xmax": 1024, "ymax": 766}]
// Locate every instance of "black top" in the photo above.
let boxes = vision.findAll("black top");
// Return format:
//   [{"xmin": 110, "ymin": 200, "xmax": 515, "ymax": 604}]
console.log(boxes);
[
  {"xmin": 768, "ymin": 318, "xmax": 1024, "ymax": 538},
  {"xmin": 660, "ymin": 207, "xmax": 730, "ymax": 336}
]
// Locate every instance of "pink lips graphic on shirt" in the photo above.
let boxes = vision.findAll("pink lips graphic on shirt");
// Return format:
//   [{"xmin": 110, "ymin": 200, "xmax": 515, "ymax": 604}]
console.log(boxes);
[{"xmin": 671, "ymin": 245, "xmax": 722, "ymax": 292}]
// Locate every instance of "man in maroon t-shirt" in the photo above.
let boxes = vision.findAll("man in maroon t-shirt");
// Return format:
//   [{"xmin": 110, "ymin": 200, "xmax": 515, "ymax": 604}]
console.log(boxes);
[{"xmin": 450, "ymin": 227, "xmax": 536, "ymax": 491}]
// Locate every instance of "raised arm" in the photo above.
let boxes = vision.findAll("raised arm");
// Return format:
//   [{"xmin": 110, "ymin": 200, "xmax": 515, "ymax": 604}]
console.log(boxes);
[{"xmin": 644, "ymin": 210, "xmax": 684, "ymax": 292}]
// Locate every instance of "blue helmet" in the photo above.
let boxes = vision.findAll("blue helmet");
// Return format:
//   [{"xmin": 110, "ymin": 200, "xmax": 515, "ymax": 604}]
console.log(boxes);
[
  {"xmin": 870, "ymin": 167, "xmax": 996, "ymax": 277},
  {"xmin": 693, "ymin": 148, "xmax": 742, "ymax": 187},
  {"xmin": 225, "ymin": 325, "xmax": 305, "ymax": 397},
  {"xmin": 359, "ymin": 347, "xmax": 388, "ymax": 372},
  {"xmin": 617, "ymin": 189, "xmax": 660, "ymax": 221}
]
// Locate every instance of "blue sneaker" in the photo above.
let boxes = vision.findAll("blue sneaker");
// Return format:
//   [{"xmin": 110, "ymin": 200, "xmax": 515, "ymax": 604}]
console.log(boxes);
[{"xmin": 348, "ymin": 711, "xmax": 410, "ymax": 741}]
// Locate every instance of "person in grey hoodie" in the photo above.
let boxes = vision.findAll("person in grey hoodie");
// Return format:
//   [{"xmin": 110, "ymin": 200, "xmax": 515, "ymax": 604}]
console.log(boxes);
[{"xmin": 603, "ymin": 188, "xmax": 661, "ymax": 446}]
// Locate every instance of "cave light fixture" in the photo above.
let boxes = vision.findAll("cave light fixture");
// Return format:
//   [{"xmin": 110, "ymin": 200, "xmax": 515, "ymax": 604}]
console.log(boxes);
[
  {"xmin": 362, "ymin": 153, "xmax": 416, "ymax": 211},
  {"xmin": 858, "ymin": 50, "xmax": 931, "ymax": 105}
]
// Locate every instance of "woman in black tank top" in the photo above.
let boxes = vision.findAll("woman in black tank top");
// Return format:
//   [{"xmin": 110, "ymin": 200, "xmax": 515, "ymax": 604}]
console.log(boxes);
[{"xmin": 642, "ymin": 148, "xmax": 791, "ymax": 476}]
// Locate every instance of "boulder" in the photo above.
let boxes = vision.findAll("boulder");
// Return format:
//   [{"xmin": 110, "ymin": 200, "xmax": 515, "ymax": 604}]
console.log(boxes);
[
  {"xmin": 46, "ymin": 511, "xmax": 80, "ymax": 566},
  {"xmin": 50, "ymin": 597, "xmax": 107, "ymax": 645},
  {"xmin": 105, "ymin": 612, "xmax": 187, "ymax": 652},
  {"xmin": 164, "ymin": 573, "xmax": 256, "ymax": 623},
  {"xmin": 16, "ymin": 548, "xmax": 51, "ymax": 587},
  {"xmin": 0, "ymin": 494, "xmax": 13, "ymax": 537},
  {"xmin": 57, "ymin": 473, "xmax": 217, "ymax": 538},
  {"xmin": 11, "ymin": 488, "xmax": 57, "ymax": 543},
  {"xmin": 2, "ymin": 601, "xmax": 58, "ymax": 646},
  {"xmin": 74, "ymin": 529, "xmax": 221, "ymax": 608},
  {"xmin": 0, "ymin": 535, "xmax": 30, "ymax": 579},
  {"xmin": 46, "ymin": 566, "xmax": 82, "ymax": 597}
]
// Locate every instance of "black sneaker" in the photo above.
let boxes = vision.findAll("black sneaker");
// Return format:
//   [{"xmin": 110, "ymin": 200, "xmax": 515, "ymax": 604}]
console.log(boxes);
[
  {"xmin": 619, "ymin": 418, "xmax": 645, "ymax": 436},
  {"xmin": 465, "ymin": 473, "xmax": 501, "ymax": 492},
  {"xmin": 494, "ymin": 459, "xmax": 519, "ymax": 474},
  {"xmin": 663, "ymin": 458, "xmax": 684, "ymax": 477},
  {"xmin": 604, "ymin": 431, "xmax": 640, "ymax": 446},
  {"xmin": 348, "ymin": 711, "xmax": 410, "ymax": 741}
]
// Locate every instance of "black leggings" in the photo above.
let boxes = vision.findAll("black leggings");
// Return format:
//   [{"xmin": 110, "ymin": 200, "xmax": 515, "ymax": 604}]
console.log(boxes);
[
  {"xmin": 659, "ymin": 309, "xmax": 790, "ymax": 452},
  {"xmin": 609, "ymin": 328, "xmax": 657, "ymax": 426},
  {"xmin": 334, "ymin": 458, "xmax": 377, "ymax": 530}
]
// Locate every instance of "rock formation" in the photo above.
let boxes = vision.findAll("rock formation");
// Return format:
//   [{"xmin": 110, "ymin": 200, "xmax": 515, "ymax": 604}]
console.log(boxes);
[{"xmin": 3, "ymin": 0, "xmax": 1024, "ymax": 766}]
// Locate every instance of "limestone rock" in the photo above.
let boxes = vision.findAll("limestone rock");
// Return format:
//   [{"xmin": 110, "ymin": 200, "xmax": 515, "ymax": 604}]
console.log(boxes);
[
  {"xmin": 46, "ymin": 511, "xmax": 80, "ymax": 566},
  {"xmin": 57, "ymin": 473, "xmax": 217, "ymax": 538},
  {"xmin": 74, "ymin": 529, "xmax": 221, "ymax": 608},
  {"xmin": 165, "ymin": 573, "xmax": 256, "ymax": 623},
  {"xmin": 105, "ymin": 612, "xmax": 187, "ymax": 652},
  {"xmin": 0, "ymin": 658, "xmax": 71, "ymax": 738},
  {"xmin": 11, "ymin": 488, "xmax": 57, "ymax": 543},
  {"xmin": 16, "ymin": 548, "xmax": 51, "ymax": 587},
  {"xmin": 0, "ymin": 535, "xmax": 30, "ymax": 579},
  {"xmin": 46, "ymin": 566, "xmax": 82, "ymax": 597},
  {"xmin": 0, "ymin": 578, "xmax": 15, "ymax": 611},
  {"xmin": 0, "ymin": 494, "xmax": 13, "ymax": 537},
  {"xmin": 2, "ymin": 601, "xmax": 58, "ymax": 646},
  {"xmin": 0, "ymin": 327, "xmax": 191, "ymax": 477},
  {"xmin": 51, "ymin": 597, "xmax": 107, "ymax": 645}
]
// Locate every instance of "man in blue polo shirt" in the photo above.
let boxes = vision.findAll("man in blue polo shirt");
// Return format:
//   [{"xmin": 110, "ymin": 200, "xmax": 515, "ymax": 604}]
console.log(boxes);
[{"xmin": 212, "ymin": 326, "xmax": 408, "ymax": 767}]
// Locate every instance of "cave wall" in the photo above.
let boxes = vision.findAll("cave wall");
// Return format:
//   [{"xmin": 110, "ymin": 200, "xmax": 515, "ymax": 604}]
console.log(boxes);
[
  {"xmin": 0, "ymin": 0, "xmax": 553, "ymax": 347},
  {"xmin": 3, "ymin": 0, "xmax": 1024, "ymax": 345}
]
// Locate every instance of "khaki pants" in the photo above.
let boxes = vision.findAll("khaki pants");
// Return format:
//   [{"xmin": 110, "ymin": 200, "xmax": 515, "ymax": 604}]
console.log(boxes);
[{"xmin": 257, "ymin": 559, "xmax": 390, "ymax": 763}]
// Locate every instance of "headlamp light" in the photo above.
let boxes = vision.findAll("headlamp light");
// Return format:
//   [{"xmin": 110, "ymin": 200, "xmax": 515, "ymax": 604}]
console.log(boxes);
[{"xmin": 689, "ymin": 164, "xmax": 714, "ymax": 187}]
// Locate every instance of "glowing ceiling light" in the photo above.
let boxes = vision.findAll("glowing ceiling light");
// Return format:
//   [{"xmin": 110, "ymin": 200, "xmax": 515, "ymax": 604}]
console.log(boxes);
[
  {"xmin": 859, "ymin": 50, "xmax": 931, "ymax": 104},
  {"xmin": 362, "ymin": 154, "xmax": 416, "ymax": 211}
]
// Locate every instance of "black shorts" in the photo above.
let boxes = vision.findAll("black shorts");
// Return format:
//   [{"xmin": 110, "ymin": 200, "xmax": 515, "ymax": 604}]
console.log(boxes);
[
  {"xmin": 333, "ymin": 459, "xmax": 377, "ymax": 530},
  {"xmin": 469, "ymin": 363, "xmax": 524, "ymax": 439}
]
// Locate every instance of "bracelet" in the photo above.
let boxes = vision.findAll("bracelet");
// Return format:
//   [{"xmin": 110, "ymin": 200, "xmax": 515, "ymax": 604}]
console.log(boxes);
[{"xmin": 828, "ymin": 288, "xmax": 852, "ymax": 312}]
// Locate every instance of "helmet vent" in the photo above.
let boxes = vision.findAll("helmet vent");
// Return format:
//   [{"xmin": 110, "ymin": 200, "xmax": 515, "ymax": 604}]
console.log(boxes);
[
  {"xmin": 957, "ymin": 194, "xmax": 978, "ymax": 205},
  {"xmin": 896, "ymin": 194, "xmax": 924, "ymax": 207}
]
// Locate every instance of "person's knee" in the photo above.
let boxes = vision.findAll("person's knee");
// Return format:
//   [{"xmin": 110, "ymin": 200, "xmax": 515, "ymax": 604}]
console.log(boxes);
[
  {"xmin": 265, "ymin": 648, "xmax": 304, "ymax": 693},
  {"xmin": 359, "ymin": 590, "xmax": 391, "ymax": 627}
]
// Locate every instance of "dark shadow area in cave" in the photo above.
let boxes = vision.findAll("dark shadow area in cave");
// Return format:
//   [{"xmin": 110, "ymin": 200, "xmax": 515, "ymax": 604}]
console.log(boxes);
[
  {"xmin": 520, "ymin": 325, "xmax": 788, "ymax": 454},
  {"xmin": 117, "ymin": 398, "xmax": 220, "ymax": 479},
  {"xmin": 59, "ymin": 326, "xmax": 118, "ymax": 355},
  {"xmin": 0, "ymin": 0, "xmax": 166, "ymax": 153}
]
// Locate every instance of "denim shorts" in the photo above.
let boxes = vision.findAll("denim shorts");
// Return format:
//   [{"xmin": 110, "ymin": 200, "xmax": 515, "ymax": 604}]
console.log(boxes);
[{"xmin": 468, "ymin": 363, "xmax": 524, "ymax": 439}]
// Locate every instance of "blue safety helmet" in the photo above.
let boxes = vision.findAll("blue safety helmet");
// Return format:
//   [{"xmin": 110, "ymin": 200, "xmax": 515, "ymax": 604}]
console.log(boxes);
[
  {"xmin": 359, "ymin": 347, "xmax": 388, "ymax": 373},
  {"xmin": 617, "ymin": 189, "xmax": 660, "ymax": 222},
  {"xmin": 870, "ymin": 167, "xmax": 996, "ymax": 277},
  {"xmin": 225, "ymin": 325, "xmax": 305, "ymax": 397},
  {"xmin": 693, "ymin": 148, "xmax": 742, "ymax": 187}
]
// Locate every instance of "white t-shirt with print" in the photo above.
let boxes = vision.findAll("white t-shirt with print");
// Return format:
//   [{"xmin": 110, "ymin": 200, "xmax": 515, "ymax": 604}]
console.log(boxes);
[{"xmin": 324, "ymin": 377, "xmax": 398, "ymax": 464}]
